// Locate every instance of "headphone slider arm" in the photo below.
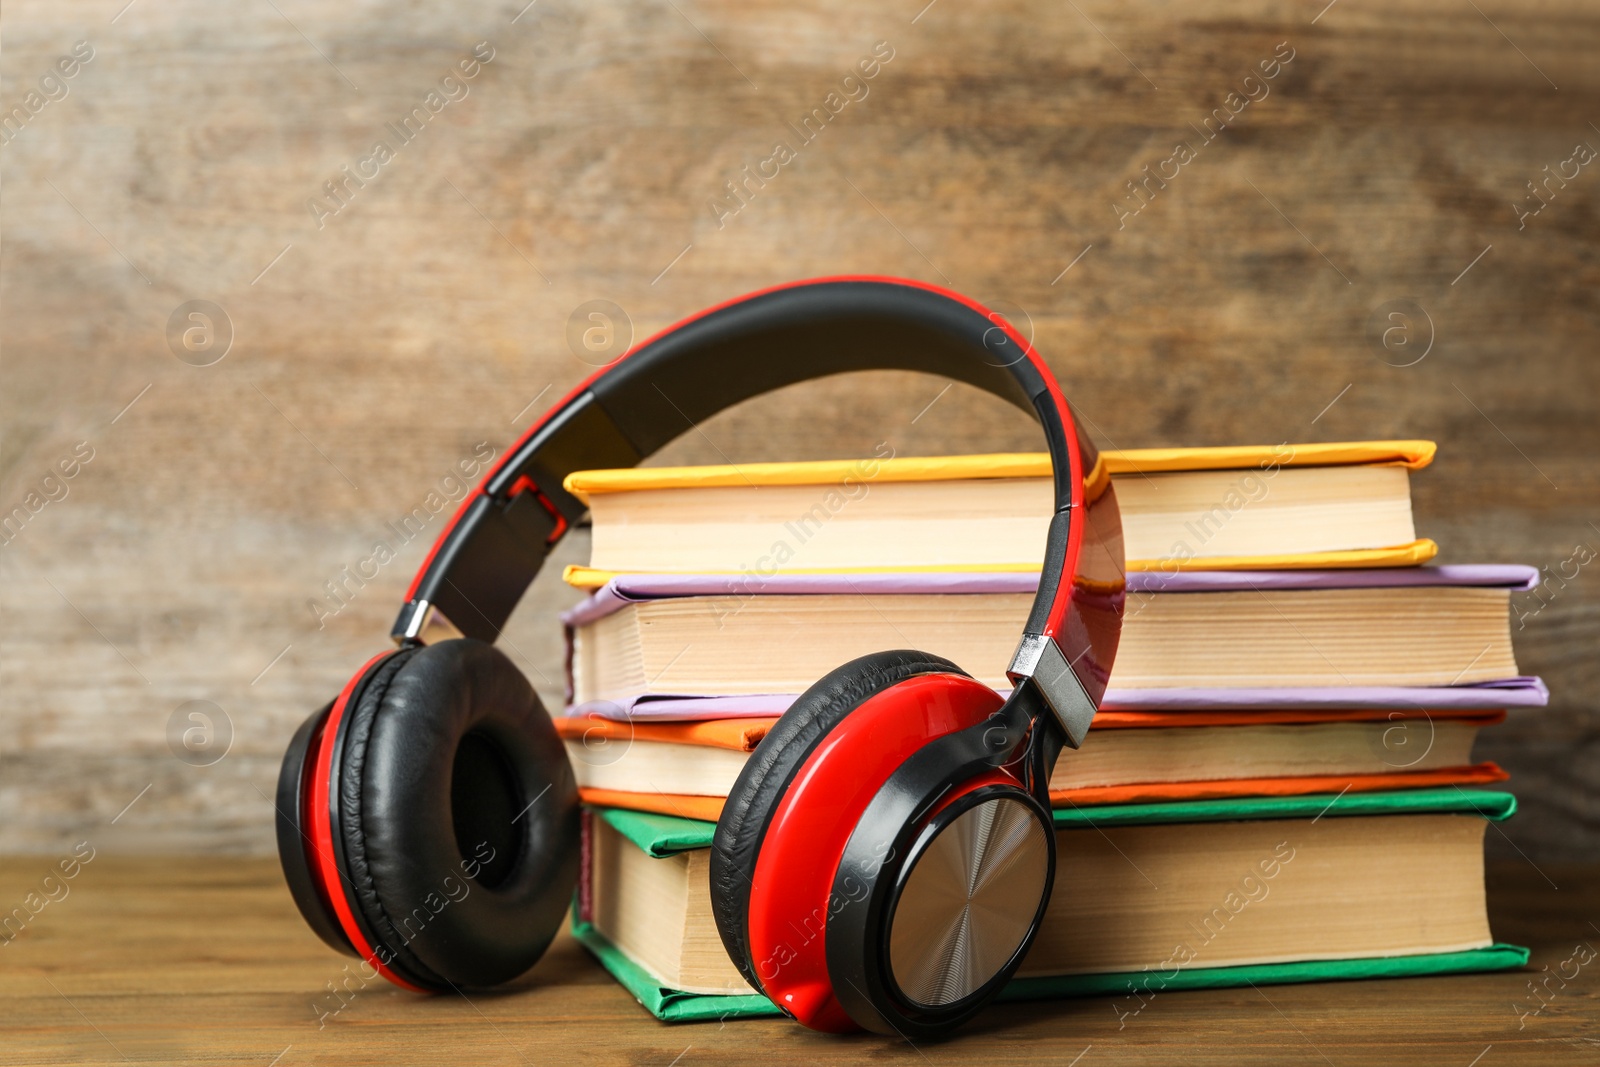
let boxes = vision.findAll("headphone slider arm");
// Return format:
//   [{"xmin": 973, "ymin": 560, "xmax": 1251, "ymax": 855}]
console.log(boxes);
[
  {"xmin": 1007, "ymin": 633, "xmax": 1098, "ymax": 749},
  {"xmin": 390, "ymin": 599, "xmax": 465, "ymax": 647}
]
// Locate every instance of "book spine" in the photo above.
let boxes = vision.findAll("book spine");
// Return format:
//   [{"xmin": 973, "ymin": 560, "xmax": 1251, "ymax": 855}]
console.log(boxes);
[
  {"xmin": 577, "ymin": 809, "xmax": 594, "ymax": 923},
  {"xmin": 563, "ymin": 622, "xmax": 577, "ymax": 707}
]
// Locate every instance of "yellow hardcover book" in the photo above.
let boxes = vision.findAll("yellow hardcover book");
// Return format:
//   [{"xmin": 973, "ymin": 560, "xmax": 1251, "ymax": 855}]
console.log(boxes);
[
  {"xmin": 561, "ymin": 441, "xmax": 1439, "ymax": 586},
  {"xmin": 563, "ymin": 441, "xmax": 1437, "ymax": 496}
]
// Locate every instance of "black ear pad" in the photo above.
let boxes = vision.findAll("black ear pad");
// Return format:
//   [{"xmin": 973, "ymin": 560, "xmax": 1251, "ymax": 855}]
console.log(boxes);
[
  {"xmin": 275, "ymin": 698, "xmax": 355, "ymax": 956},
  {"xmin": 334, "ymin": 638, "xmax": 580, "ymax": 990},
  {"xmin": 709, "ymin": 650, "xmax": 968, "ymax": 996}
]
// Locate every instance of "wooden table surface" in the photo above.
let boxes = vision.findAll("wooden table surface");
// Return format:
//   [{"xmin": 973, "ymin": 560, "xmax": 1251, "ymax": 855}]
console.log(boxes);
[{"xmin": 2, "ymin": 856, "xmax": 1595, "ymax": 1066}]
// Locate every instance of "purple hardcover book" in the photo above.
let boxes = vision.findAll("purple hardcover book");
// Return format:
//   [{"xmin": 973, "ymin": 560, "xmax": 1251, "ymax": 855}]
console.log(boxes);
[{"xmin": 561, "ymin": 566, "xmax": 1546, "ymax": 721}]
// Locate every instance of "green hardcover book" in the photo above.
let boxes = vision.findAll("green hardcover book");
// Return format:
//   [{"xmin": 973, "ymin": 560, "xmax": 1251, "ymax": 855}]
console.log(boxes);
[{"xmin": 572, "ymin": 789, "xmax": 1528, "ymax": 1023}]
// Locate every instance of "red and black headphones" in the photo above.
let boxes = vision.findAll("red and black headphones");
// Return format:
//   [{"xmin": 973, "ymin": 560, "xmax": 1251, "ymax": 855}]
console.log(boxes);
[{"xmin": 275, "ymin": 276, "xmax": 1124, "ymax": 1038}]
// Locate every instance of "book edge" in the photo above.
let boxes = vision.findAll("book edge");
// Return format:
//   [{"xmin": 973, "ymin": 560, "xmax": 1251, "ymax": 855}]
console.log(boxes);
[
  {"xmin": 569, "ymin": 919, "xmax": 1527, "ymax": 1023},
  {"xmin": 561, "ymin": 541, "xmax": 1446, "ymax": 592},
  {"xmin": 594, "ymin": 788, "xmax": 1519, "ymax": 856},
  {"xmin": 564, "ymin": 441, "xmax": 1438, "ymax": 499}
]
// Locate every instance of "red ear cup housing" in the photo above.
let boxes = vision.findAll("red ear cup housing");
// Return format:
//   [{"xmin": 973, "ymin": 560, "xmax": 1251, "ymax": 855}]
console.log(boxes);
[
  {"xmin": 274, "ymin": 639, "xmax": 580, "ymax": 991},
  {"xmin": 275, "ymin": 698, "xmax": 354, "ymax": 957},
  {"xmin": 710, "ymin": 651, "xmax": 1018, "ymax": 1032}
]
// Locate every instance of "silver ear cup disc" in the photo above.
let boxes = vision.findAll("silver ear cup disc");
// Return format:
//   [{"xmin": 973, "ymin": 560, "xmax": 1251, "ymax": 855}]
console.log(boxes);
[{"xmin": 886, "ymin": 795, "xmax": 1052, "ymax": 1007}]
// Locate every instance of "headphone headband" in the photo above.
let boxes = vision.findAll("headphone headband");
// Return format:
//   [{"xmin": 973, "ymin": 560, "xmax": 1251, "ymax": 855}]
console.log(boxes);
[{"xmin": 392, "ymin": 276, "xmax": 1122, "ymax": 744}]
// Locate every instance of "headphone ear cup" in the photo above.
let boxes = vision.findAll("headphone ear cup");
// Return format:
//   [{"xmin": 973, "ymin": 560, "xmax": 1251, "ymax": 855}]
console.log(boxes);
[
  {"xmin": 275, "ymin": 699, "xmax": 355, "ymax": 956},
  {"xmin": 832, "ymin": 778, "xmax": 1056, "ymax": 1039},
  {"xmin": 334, "ymin": 638, "xmax": 580, "ymax": 990},
  {"xmin": 710, "ymin": 650, "xmax": 968, "ymax": 998}
]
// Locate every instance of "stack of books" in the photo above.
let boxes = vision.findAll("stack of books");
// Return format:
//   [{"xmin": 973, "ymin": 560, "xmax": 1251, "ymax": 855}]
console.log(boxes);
[{"xmin": 551, "ymin": 442, "xmax": 1542, "ymax": 1021}]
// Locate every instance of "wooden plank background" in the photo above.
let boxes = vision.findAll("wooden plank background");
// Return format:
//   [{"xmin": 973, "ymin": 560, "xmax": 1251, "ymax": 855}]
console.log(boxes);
[{"xmin": 1, "ymin": 0, "xmax": 1595, "ymax": 860}]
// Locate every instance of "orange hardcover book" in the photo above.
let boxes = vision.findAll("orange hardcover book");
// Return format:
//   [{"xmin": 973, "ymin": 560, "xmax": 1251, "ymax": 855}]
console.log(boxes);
[
  {"xmin": 553, "ymin": 708, "xmax": 1507, "ymax": 749},
  {"xmin": 576, "ymin": 765, "xmax": 1509, "ymax": 824},
  {"xmin": 555, "ymin": 710, "xmax": 1508, "ymax": 821}
]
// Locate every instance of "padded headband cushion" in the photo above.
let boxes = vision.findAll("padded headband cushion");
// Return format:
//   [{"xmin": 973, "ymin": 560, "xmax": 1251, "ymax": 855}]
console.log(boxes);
[
  {"xmin": 336, "ymin": 639, "xmax": 580, "ymax": 989},
  {"xmin": 709, "ymin": 649, "xmax": 968, "ymax": 995}
]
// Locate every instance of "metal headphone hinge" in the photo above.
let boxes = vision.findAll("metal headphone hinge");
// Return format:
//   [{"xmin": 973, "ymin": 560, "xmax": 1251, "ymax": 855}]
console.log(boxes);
[
  {"xmin": 1007, "ymin": 633, "xmax": 1097, "ymax": 749},
  {"xmin": 389, "ymin": 599, "xmax": 465, "ymax": 648}
]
